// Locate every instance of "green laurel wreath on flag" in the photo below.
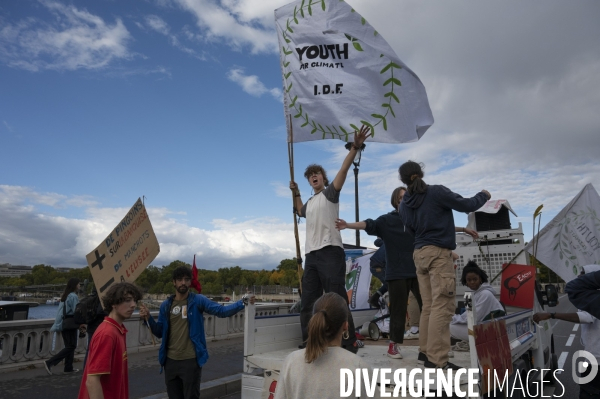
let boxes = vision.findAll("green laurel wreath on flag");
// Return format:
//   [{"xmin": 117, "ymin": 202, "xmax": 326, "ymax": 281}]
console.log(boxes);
[{"xmin": 281, "ymin": 0, "xmax": 402, "ymax": 140}]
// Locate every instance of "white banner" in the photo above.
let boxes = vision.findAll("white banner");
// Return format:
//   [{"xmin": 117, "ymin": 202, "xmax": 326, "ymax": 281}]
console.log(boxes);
[
  {"xmin": 525, "ymin": 184, "xmax": 600, "ymax": 282},
  {"xmin": 345, "ymin": 252, "xmax": 373, "ymax": 310},
  {"xmin": 275, "ymin": 0, "xmax": 433, "ymax": 143}
]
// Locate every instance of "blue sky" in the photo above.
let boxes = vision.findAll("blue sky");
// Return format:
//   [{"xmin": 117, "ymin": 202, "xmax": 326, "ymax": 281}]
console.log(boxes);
[{"xmin": 1, "ymin": 0, "xmax": 599, "ymax": 269}]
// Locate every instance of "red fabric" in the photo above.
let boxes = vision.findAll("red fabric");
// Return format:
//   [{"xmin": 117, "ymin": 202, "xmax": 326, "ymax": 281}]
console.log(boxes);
[
  {"xmin": 78, "ymin": 317, "xmax": 129, "ymax": 399},
  {"xmin": 192, "ymin": 254, "xmax": 202, "ymax": 293}
]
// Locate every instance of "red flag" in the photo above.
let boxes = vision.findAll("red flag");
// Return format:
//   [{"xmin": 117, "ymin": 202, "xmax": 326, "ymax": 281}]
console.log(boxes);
[{"xmin": 191, "ymin": 255, "xmax": 202, "ymax": 293}]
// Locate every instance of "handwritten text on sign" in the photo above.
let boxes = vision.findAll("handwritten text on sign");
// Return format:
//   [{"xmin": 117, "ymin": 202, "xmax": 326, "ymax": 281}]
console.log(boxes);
[{"xmin": 86, "ymin": 198, "xmax": 160, "ymax": 296}]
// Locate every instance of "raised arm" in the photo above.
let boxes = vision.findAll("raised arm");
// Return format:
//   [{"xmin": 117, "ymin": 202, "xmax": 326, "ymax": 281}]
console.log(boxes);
[
  {"xmin": 336, "ymin": 219, "xmax": 366, "ymax": 231},
  {"xmin": 289, "ymin": 181, "xmax": 304, "ymax": 216},
  {"xmin": 332, "ymin": 125, "xmax": 371, "ymax": 191}
]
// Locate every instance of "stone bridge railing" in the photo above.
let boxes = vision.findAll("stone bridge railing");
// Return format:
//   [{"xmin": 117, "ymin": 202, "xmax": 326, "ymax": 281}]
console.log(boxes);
[{"xmin": 0, "ymin": 303, "xmax": 293, "ymax": 369}]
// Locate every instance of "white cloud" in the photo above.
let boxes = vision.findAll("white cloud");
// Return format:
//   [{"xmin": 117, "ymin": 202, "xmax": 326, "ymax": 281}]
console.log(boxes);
[
  {"xmin": 0, "ymin": 1, "xmax": 133, "ymax": 71},
  {"xmin": 227, "ymin": 67, "xmax": 282, "ymax": 101},
  {"xmin": 174, "ymin": 0, "xmax": 278, "ymax": 54},
  {"xmin": 143, "ymin": 14, "xmax": 206, "ymax": 60},
  {"xmin": 0, "ymin": 185, "xmax": 302, "ymax": 269}
]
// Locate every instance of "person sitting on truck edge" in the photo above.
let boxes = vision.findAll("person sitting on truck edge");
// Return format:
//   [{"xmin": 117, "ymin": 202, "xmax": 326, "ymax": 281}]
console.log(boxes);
[
  {"xmin": 450, "ymin": 261, "xmax": 505, "ymax": 350},
  {"xmin": 274, "ymin": 292, "xmax": 380, "ymax": 399},
  {"xmin": 336, "ymin": 186, "xmax": 424, "ymax": 360},
  {"xmin": 368, "ymin": 238, "xmax": 388, "ymax": 308},
  {"xmin": 398, "ymin": 160, "xmax": 490, "ymax": 371},
  {"xmin": 78, "ymin": 282, "xmax": 143, "ymax": 399},
  {"xmin": 289, "ymin": 125, "xmax": 371, "ymax": 353},
  {"xmin": 138, "ymin": 266, "xmax": 255, "ymax": 399},
  {"xmin": 538, "ymin": 265, "xmax": 600, "ymax": 399}
]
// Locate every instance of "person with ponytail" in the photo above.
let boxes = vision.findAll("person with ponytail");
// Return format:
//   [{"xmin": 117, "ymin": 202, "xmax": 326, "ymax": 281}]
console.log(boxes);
[
  {"xmin": 45, "ymin": 277, "xmax": 81, "ymax": 375},
  {"xmin": 274, "ymin": 292, "xmax": 379, "ymax": 399},
  {"xmin": 398, "ymin": 160, "xmax": 490, "ymax": 371}
]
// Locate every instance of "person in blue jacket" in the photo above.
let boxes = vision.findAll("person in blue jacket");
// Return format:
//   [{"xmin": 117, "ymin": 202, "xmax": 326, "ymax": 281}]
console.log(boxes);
[{"xmin": 139, "ymin": 266, "xmax": 254, "ymax": 399}]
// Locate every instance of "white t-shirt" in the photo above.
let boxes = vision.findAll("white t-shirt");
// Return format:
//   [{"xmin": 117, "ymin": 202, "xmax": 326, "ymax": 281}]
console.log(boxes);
[
  {"xmin": 301, "ymin": 185, "xmax": 343, "ymax": 254},
  {"xmin": 274, "ymin": 347, "xmax": 381, "ymax": 399},
  {"xmin": 577, "ymin": 310, "xmax": 600, "ymax": 361}
]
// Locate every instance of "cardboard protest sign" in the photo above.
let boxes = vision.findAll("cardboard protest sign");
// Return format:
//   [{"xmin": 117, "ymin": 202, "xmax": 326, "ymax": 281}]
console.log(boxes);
[
  {"xmin": 275, "ymin": 0, "xmax": 434, "ymax": 143},
  {"xmin": 525, "ymin": 184, "xmax": 600, "ymax": 282},
  {"xmin": 86, "ymin": 198, "xmax": 160, "ymax": 296}
]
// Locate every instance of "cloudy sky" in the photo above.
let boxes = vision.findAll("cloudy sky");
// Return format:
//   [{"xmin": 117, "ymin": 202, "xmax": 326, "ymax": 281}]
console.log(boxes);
[{"xmin": 1, "ymin": 0, "xmax": 599, "ymax": 270}]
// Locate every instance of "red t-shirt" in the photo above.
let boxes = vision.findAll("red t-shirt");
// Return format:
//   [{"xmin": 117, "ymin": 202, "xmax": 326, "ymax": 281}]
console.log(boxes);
[{"xmin": 78, "ymin": 317, "xmax": 129, "ymax": 399}]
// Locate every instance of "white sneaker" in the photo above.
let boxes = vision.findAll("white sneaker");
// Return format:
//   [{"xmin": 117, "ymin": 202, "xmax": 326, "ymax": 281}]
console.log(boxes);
[
  {"xmin": 452, "ymin": 341, "xmax": 470, "ymax": 352},
  {"xmin": 404, "ymin": 330, "xmax": 419, "ymax": 340}
]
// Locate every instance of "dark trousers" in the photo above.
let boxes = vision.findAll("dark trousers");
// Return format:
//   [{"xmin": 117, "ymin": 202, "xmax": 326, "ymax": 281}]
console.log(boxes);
[
  {"xmin": 165, "ymin": 358, "xmax": 202, "ymax": 399},
  {"xmin": 300, "ymin": 245, "xmax": 357, "ymax": 347},
  {"xmin": 388, "ymin": 278, "xmax": 422, "ymax": 343},
  {"xmin": 47, "ymin": 329, "xmax": 77, "ymax": 372}
]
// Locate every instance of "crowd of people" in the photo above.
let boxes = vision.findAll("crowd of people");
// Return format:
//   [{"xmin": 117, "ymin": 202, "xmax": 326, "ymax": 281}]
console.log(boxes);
[{"xmin": 41, "ymin": 130, "xmax": 600, "ymax": 398}]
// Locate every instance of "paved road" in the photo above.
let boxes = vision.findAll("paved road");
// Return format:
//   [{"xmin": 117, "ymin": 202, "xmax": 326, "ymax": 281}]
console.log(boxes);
[{"xmin": 0, "ymin": 336, "xmax": 245, "ymax": 399}]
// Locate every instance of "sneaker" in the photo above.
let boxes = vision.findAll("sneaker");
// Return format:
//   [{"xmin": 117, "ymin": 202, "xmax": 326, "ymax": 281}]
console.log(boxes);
[
  {"xmin": 424, "ymin": 360, "xmax": 463, "ymax": 371},
  {"xmin": 43, "ymin": 361, "xmax": 52, "ymax": 375},
  {"xmin": 355, "ymin": 340, "xmax": 364, "ymax": 348},
  {"xmin": 404, "ymin": 330, "xmax": 419, "ymax": 340},
  {"xmin": 452, "ymin": 340, "xmax": 470, "ymax": 352},
  {"xmin": 387, "ymin": 343, "xmax": 403, "ymax": 359},
  {"xmin": 417, "ymin": 351, "xmax": 428, "ymax": 365},
  {"xmin": 63, "ymin": 369, "xmax": 80, "ymax": 374}
]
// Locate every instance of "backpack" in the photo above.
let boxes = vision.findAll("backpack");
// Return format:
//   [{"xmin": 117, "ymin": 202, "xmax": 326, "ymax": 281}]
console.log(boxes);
[{"xmin": 73, "ymin": 294, "xmax": 101, "ymax": 325}]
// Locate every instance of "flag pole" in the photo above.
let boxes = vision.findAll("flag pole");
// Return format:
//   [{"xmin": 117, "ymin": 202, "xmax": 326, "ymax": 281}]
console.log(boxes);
[{"xmin": 288, "ymin": 114, "xmax": 303, "ymax": 294}]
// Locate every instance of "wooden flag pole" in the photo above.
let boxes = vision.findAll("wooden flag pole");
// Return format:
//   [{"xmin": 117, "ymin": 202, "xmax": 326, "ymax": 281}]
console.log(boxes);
[{"xmin": 288, "ymin": 115, "xmax": 303, "ymax": 294}]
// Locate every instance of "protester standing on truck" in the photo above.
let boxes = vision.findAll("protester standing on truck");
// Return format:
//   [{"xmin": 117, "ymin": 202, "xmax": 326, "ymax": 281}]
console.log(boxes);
[
  {"xmin": 139, "ymin": 266, "xmax": 255, "ymax": 399},
  {"xmin": 336, "ymin": 186, "xmax": 423, "ymax": 360},
  {"xmin": 398, "ymin": 160, "xmax": 490, "ymax": 371},
  {"xmin": 289, "ymin": 125, "xmax": 370, "ymax": 352},
  {"xmin": 274, "ymin": 292, "xmax": 380, "ymax": 399}
]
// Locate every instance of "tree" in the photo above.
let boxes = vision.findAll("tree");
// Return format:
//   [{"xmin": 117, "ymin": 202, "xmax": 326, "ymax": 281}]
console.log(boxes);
[
  {"xmin": 277, "ymin": 259, "xmax": 299, "ymax": 273},
  {"xmin": 149, "ymin": 282, "xmax": 165, "ymax": 295}
]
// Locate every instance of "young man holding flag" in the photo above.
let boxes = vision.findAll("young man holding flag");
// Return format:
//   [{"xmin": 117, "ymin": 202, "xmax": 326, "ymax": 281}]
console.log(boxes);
[
  {"xmin": 289, "ymin": 126, "xmax": 370, "ymax": 352},
  {"xmin": 139, "ymin": 265, "xmax": 254, "ymax": 399}
]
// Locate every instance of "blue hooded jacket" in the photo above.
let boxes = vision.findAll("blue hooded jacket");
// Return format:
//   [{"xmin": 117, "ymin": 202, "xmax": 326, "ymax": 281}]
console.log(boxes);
[
  {"xmin": 146, "ymin": 294, "xmax": 244, "ymax": 370},
  {"xmin": 400, "ymin": 185, "xmax": 488, "ymax": 250}
]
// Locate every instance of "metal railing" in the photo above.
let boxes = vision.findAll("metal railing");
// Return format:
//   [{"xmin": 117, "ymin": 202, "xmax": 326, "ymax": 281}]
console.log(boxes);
[{"xmin": 0, "ymin": 303, "xmax": 293, "ymax": 368}]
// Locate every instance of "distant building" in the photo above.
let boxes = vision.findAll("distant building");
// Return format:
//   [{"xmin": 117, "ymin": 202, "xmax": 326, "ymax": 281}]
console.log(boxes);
[
  {"xmin": 55, "ymin": 267, "xmax": 74, "ymax": 273},
  {"xmin": 0, "ymin": 264, "xmax": 33, "ymax": 277}
]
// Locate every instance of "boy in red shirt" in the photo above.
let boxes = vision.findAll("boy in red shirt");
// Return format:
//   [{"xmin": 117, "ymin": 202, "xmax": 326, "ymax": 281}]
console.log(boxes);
[{"xmin": 78, "ymin": 282, "xmax": 143, "ymax": 399}]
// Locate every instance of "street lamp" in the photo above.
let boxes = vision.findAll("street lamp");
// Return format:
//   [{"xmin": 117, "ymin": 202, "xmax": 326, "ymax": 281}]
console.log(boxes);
[{"xmin": 345, "ymin": 142, "xmax": 366, "ymax": 246}]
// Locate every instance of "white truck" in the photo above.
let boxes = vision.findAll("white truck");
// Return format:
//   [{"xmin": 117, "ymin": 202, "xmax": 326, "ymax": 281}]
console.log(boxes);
[{"xmin": 241, "ymin": 210, "xmax": 559, "ymax": 398}]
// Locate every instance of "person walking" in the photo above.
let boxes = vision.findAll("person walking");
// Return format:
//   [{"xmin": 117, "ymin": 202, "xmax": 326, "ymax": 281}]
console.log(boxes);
[
  {"xmin": 44, "ymin": 277, "xmax": 81, "ymax": 375},
  {"xmin": 398, "ymin": 160, "xmax": 490, "ymax": 370}
]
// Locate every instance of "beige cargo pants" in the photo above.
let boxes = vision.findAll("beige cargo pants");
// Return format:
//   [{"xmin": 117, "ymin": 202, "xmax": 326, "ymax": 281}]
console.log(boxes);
[{"xmin": 413, "ymin": 245, "xmax": 456, "ymax": 367}]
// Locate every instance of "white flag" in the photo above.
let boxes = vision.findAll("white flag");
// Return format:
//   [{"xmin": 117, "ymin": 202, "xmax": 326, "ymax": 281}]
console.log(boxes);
[
  {"xmin": 525, "ymin": 184, "xmax": 600, "ymax": 282},
  {"xmin": 275, "ymin": 0, "xmax": 434, "ymax": 143}
]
